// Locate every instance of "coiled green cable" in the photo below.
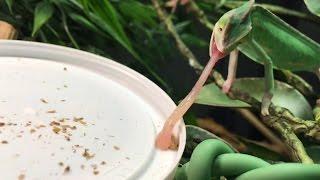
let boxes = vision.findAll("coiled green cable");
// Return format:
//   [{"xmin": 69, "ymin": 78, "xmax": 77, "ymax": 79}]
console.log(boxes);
[{"xmin": 175, "ymin": 139, "xmax": 320, "ymax": 180}]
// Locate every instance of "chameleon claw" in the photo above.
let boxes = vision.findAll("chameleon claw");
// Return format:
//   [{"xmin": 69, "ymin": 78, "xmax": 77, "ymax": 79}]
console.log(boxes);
[
  {"xmin": 261, "ymin": 93, "xmax": 273, "ymax": 116},
  {"xmin": 261, "ymin": 107, "xmax": 270, "ymax": 116}
]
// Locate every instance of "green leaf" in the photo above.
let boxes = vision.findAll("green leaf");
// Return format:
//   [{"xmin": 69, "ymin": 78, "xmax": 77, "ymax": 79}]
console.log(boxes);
[
  {"xmin": 196, "ymin": 78, "xmax": 313, "ymax": 119},
  {"xmin": 68, "ymin": 13, "xmax": 108, "ymax": 38},
  {"xmin": 306, "ymin": 146, "xmax": 320, "ymax": 163},
  {"xmin": 118, "ymin": 0, "xmax": 157, "ymax": 27},
  {"xmin": 175, "ymin": 21, "xmax": 191, "ymax": 33},
  {"xmin": 304, "ymin": 0, "xmax": 320, "ymax": 16},
  {"xmin": 196, "ymin": 83, "xmax": 250, "ymax": 108},
  {"xmin": 32, "ymin": 1, "xmax": 54, "ymax": 37},
  {"xmin": 5, "ymin": 0, "xmax": 13, "ymax": 14}
]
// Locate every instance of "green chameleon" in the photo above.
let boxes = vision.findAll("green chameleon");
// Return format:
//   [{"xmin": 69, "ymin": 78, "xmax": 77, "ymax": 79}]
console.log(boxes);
[
  {"xmin": 212, "ymin": 0, "xmax": 320, "ymax": 116},
  {"xmin": 156, "ymin": 0, "xmax": 320, "ymax": 150}
]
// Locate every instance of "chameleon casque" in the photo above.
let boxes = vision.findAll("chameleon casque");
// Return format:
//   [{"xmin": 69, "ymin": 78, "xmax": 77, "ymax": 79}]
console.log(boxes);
[{"xmin": 155, "ymin": 0, "xmax": 320, "ymax": 150}]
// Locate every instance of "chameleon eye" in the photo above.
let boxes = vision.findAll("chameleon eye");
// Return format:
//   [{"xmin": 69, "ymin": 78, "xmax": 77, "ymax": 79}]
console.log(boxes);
[{"xmin": 219, "ymin": 27, "xmax": 223, "ymax": 31}]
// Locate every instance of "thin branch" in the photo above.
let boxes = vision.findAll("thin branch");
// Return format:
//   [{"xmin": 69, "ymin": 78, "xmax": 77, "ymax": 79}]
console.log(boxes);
[
  {"xmin": 267, "ymin": 116, "xmax": 314, "ymax": 163},
  {"xmin": 236, "ymin": 108, "xmax": 287, "ymax": 153},
  {"xmin": 152, "ymin": 0, "xmax": 203, "ymax": 71}
]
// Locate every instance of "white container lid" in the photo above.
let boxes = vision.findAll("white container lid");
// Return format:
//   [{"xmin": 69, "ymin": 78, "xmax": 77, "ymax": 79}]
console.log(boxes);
[{"xmin": 0, "ymin": 40, "xmax": 185, "ymax": 180}]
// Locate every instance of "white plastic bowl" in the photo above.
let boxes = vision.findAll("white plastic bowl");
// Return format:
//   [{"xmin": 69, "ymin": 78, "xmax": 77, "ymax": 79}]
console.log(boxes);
[{"xmin": 0, "ymin": 40, "xmax": 186, "ymax": 180}]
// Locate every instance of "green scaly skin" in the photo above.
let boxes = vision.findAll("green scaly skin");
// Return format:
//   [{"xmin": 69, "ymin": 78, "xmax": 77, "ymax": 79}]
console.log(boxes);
[
  {"xmin": 239, "ymin": 6, "xmax": 320, "ymax": 71},
  {"xmin": 175, "ymin": 139, "xmax": 320, "ymax": 180},
  {"xmin": 211, "ymin": 0, "xmax": 320, "ymax": 115}
]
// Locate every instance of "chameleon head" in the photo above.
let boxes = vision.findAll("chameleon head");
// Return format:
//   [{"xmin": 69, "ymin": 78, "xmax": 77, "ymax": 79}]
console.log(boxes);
[{"xmin": 210, "ymin": 0, "xmax": 254, "ymax": 55}]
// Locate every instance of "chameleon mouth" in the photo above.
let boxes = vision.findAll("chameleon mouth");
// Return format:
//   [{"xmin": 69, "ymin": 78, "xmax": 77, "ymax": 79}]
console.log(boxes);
[
  {"xmin": 209, "ymin": 32, "xmax": 226, "ymax": 59},
  {"xmin": 210, "ymin": 40, "xmax": 226, "ymax": 60}
]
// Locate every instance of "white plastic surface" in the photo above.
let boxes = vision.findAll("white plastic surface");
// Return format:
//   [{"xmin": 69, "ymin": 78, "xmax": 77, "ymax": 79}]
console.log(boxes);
[{"xmin": 0, "ymin": 40, "xmax": 185, "ymax": 180}]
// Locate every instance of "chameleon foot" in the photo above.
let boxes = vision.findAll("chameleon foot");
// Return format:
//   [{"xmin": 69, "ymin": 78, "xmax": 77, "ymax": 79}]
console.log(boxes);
[
  {"xmin": 261, "ymin": 93, "xmax": 273, "ymax": 116},
  {"xmin": 261, "ymin": 107, "xmax": 270, "ymax": 116},
  {"xmin": 222, "ymin": 80, "xmax": 232, "ymax": 93}
]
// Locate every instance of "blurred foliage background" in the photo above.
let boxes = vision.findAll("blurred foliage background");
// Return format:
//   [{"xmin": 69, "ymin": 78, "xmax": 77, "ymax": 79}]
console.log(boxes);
[{"xmin": 1, "ymin": 0, "xmax": 320, "ymax": 161}]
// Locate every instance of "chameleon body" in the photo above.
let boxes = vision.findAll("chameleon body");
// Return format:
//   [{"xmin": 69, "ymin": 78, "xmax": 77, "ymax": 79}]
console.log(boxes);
[
  {"xmin": 213, "ymin": 0, "xmax": 320, "ymax": 115},
  {"xmin": 156, "ymin": 0, "xmax": 320, "ymax": 150},
  {"xmin": 238, "ymin": 6, "xmax": 320, "ymax": 71}
]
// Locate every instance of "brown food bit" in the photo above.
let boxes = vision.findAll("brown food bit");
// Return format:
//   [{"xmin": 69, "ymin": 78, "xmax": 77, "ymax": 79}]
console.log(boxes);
[
  {"xmin": 18, "ymin": 174, "xmax": 25, "ymax": 180},
  {"xmin": 101, "ymin": 161, "xmax": 106, "ymax": 165},
  {"xmin": 0, "ymin": 122, "xmax": 5, "ymax": 127},
  {"xmin": 91, "ymin": 164, "xmax": 98, "ymax": 170},
  {"xmin": 61, "ymin": 99, "xmax": 66, "ymax": 102},
  {"xmin": 30, "ymin": 129, "xmax": 36, "ymax": 134},
  {"xmin": 40, "ymin": 98, "xmax": 48, "ymax": 104},
  {"xmin": 73, "ymin": 117, "xmax": 84, "ymax": 122},
  {"xmin": 64, "ymin": 85, "xmax": 68, "ymax": 88},
  {"xmin": 38, "ymin": 134, "xmax": 42, "ymax": 139},
  {"xmin": 1, "ymin": 140, "xmax": 8, "ymax": 144},
  {"xmin": 169, "ymin": 136, "xmax": 179, "ymax": 150},
  {"xmin": 82, "ymin": 149, "xmax": 95, "ymax": 160},
  {"xmin": 50, "ymin": 121, "xmax": 60, "ymax": 126},
  {"xmin": 80, "ymin": 165, "xmax": 85, "ymax": 170},
  {"xmin": 36, "ymin": 125, "xmax": 46, "ymax": 129},
  {"xmin": 125, "ymin": 157, "xmax": 130, "ymax": 160},
  {"xmin": 47, "ymin": 110, "xmax": 56, "ymax": 113},
  {"xmin": 64, "ymin": 136, "xmax": 71, "ymax": 141},
  {"xmin": 64, "ymin": 67, "xmax": 67, "ymax": 71},
  {"xmin": 53, "ymin": 126, "xmax": 61, "ymax": 134},
  {"xmin": 113, "ymin": 146, "xmax": 120, "ymax": 151},
  {"xmin": 93, "ymin": 170, "xmax": 99, "ymax": 175},
  {"xmin": 58, "ymin": 162, "xmax": 64, "ymax": 166},
  {"xmin": 73, "ymin": 117, "xmax": 87, "ymax": 125},
  {"xmin": 17, "ymin": 135, "xmax": 22, "ymax": 138},
  {"xmin": 25, "ymin": 122, "xmax": 31, "ymax": 127},
  {"xmin": 64, "ymin": 166, "xmax": 71, "ymax": 174}
]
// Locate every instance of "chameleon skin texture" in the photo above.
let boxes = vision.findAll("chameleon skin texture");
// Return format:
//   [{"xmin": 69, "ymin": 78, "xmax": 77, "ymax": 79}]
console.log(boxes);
[
  {"xmin": 238, "ymin": 6, "xmax": 320, "ymax": 72},
  {"xmin": 175, "ymin": 139, "xmax": 320, "ymax": 180}
]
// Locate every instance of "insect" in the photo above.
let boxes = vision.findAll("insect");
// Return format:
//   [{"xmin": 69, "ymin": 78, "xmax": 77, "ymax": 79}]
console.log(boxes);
[{"xmin": 156, "ymin": 0, "xmax": 320, "ymax": 150}]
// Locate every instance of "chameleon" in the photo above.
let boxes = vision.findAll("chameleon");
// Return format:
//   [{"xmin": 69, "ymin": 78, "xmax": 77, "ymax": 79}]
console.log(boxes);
[{"xmin": 156, "ymin": 0, "xmax": 320, "ymax": 150}]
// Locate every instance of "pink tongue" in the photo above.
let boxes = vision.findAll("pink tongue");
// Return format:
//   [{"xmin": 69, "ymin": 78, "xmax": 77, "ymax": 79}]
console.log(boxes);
[{"xmin": 155, "ymin": 40, "xmax": 226, "ymax": 150}]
